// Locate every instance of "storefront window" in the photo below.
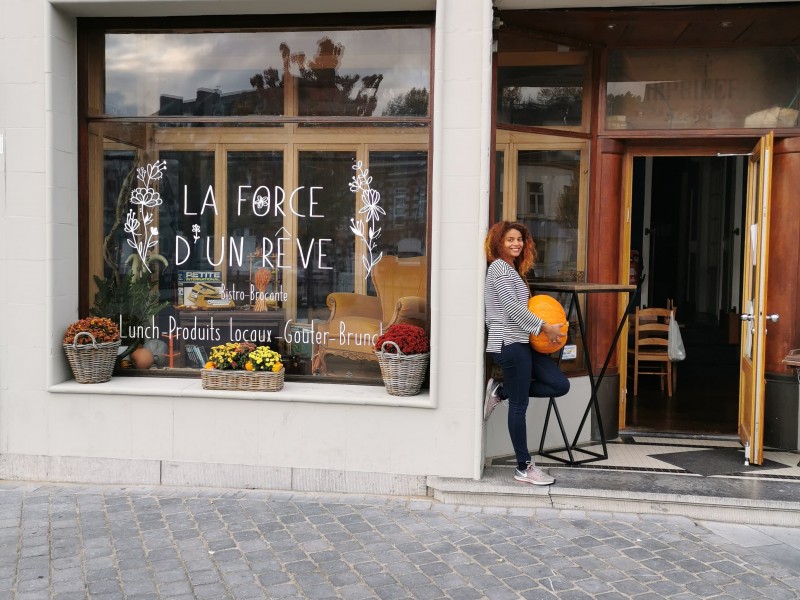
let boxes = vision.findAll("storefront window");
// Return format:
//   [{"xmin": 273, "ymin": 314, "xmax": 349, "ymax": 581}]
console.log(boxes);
[
  {"xmin": 84, "ymin": 23, "xmax": 432, "ymax": 384},
  {"xmin": 497, "ymin": 53, "xmax": 588, "ymax": 129},
  {"xmin": 104, "ymin": 29, "xmax": 430, "ymax": 118},
  {"xmin": 606, "ymin": 47, "xmax": 800, "ymax": 130}
]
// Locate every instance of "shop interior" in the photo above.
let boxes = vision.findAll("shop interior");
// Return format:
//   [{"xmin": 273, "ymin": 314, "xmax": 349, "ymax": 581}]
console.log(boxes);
[{"xmin": 625, "ymin": 154, "xmax": 746, "ymax": 436}]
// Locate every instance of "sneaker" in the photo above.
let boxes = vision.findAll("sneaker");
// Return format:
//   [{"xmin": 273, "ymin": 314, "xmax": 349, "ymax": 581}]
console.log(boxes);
[
  {"xmin": 483, "ymin": 379, "xmax": 503, "ymax": 420},
  {"xmin": 514, "ymin": 463, "xmax": 555, "ymax": 486}
]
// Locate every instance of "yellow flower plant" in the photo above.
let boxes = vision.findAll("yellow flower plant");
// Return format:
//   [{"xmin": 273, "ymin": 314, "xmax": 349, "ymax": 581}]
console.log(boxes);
[
  {"xmin": 248, "ymin": 345, "xmax": 284, "ymax": 372},
  {"xmin": 205, "ymin": 342, "xmax": 283, "ymax": 372},
  {"xmin": 206, "ymin": 342, "xmax": 255, "ymax": 370}
]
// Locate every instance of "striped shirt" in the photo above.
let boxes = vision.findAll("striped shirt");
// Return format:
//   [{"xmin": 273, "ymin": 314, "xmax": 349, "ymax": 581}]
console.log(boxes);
[{"xmin": 484, "ymin": 259, "xmax": 545, "ymax": 353}]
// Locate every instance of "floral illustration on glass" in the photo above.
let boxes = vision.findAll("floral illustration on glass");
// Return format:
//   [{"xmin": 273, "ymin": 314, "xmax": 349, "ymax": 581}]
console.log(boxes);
[
  {"xmin": 124, "ymin": 160, "xmax": 167, "ymax": 273},
  {"xmin": 349, "ymin": 160, "xmax": 384, "ymax": 278}
]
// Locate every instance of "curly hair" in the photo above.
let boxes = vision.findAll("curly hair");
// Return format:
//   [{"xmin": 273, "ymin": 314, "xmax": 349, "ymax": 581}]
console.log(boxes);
[{"xmin": 484, "ymin": 221, "xmax": 537, "ymax": 278}]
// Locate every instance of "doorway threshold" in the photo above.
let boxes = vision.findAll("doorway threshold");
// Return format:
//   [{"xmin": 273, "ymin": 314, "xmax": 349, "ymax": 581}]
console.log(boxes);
[{"xmin": 619, "ymin": 429, "xmax": 739, "ymax": 443}]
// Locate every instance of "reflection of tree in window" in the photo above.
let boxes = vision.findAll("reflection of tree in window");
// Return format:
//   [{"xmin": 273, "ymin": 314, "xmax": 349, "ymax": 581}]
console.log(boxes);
[
  {"xmin": 384, "ymin": 87, "xmax": 429, "ymax": 117},
  {"xmin": 501, "ymin": 84, "xmax": 582, "ymax": 126},
  {"xmin": 232, "ymin": 67, "xmax": 284, "ymax": 116},
  {"xmin": 282, "ymin": 37, "xmax": 384, "ymax": 117}
]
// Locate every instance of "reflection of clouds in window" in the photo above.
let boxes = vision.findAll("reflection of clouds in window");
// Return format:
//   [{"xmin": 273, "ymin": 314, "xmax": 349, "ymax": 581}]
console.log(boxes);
[{"xmin": 105, "ymin": 30, "xmax": 430, "ymax": 117}]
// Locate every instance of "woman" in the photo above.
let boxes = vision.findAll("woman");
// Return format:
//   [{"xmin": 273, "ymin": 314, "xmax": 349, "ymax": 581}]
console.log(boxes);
[{"xmin": 483, "ymin": 221, "xmax": 569, "ymax": 486}]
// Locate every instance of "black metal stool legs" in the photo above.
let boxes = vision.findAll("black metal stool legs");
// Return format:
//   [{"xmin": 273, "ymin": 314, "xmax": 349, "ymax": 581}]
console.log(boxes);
[{"xmin": 538, "ymin": 396, "xmax": 575, "ymax": 465}]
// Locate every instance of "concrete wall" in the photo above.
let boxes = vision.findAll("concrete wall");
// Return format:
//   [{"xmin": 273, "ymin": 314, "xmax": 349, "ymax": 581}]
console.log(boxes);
[{"xmin": 0, "ymin": 0, "xmax": 592, "ymax": 492}]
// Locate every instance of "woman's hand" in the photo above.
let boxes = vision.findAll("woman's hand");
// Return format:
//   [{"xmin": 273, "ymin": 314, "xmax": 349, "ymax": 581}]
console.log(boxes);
[{"xmin": 542, "ymin": 322, "xmax": 567, "ymax": 344}]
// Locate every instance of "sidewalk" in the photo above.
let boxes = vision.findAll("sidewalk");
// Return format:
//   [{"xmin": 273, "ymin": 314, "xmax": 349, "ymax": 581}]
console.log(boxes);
[
  {"xmin": 428, "ymin": 435, "xmax": 800, "ymax": 527},
  {"xmin": 1, "ymin": 480, "xmax": 799, "ymax": 600}
]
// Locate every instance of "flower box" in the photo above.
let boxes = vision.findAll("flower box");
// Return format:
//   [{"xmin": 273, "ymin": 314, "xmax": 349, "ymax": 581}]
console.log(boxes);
[{"xmin": 201, "ymin": 368, "xmax": 284, "ymax": 392}]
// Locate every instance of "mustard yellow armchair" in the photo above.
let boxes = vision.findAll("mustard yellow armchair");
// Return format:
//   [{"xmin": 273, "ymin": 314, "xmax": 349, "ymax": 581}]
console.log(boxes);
[{"xmin": 312, "ymin": 255, "xmax": 427, "ymax": 374}]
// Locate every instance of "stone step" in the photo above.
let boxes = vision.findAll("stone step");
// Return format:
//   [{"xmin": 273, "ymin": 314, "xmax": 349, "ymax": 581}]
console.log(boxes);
[{"xmin": 427, "ymin": 466, "xmax": 800, "ymax": 527}]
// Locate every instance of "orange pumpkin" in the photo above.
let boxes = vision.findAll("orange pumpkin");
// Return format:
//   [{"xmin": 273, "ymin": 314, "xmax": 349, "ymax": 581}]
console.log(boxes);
[{"xmin": 528, "ymin": 295, "xmax": 568, "ymax": 354}]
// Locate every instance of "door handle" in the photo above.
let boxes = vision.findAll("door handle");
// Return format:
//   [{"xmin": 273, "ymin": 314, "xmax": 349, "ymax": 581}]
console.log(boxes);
[
  {"xmin": 740, "ymin": 314, "xmax": 753, "ymax": 321},
  {"xmin": 766, "ymin": 314, "xmax": 780, "ymax": 322}
]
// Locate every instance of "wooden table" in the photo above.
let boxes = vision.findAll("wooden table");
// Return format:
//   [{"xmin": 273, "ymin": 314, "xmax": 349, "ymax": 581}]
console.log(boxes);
[{"xmin": 530, "ymin": 282, "xmax": 638, "ymax": 465}]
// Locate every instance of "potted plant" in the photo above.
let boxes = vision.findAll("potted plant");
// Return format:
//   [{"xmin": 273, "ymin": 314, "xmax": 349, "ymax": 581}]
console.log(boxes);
[
  {"xmin": 201, "ymin": 342, "xmax": 285, "ymax": 392},
  {"xmin": 62, "ymin": 317, "xmax": 121, "ymax": 383},
  {"xmin": 373, "ymin": 324, "xmax": 430, "ymax": 396}
]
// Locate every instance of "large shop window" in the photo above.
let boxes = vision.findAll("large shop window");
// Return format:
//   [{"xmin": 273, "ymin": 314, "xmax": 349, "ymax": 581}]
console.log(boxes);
[
  {"xmin": 606, "ymin": 47, "xmax": 800, "ymax": 130},
  {"xmin": 82, "ymin": 24, "xmax": 432, "ymax": 384}
]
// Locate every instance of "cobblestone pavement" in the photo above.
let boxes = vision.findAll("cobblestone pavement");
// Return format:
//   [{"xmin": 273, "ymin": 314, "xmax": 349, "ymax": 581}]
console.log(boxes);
[{"xmin": 1, "ymin": 482, "xmax": 799, "ymax": 600}]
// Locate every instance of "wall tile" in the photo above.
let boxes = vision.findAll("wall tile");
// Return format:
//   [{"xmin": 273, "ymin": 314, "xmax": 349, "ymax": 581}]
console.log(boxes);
[
  {"xmin": 52, "ymin": 148, "xmax": 77, "ymax": 191},
  {"xmin": 172, "ymin": 399, "xmax": 262, "ymax": 464},
  {"xmin": 1, "ymin": 83, "xmax": 45, "ymax": 128},
  {"xmin": 3, "ymin": 0, "xmax": 44, "ymax": 40},
  {"xmin": 1, "ymin": 391, "xmax": 49, "ymax": 453},
  {"xmin": 440, "ymin": 129, "xmax": 481, "ymax": 178},
  {"xmin": 438, "ymin": 221, "xmax": 482, "ymax": 271},
  {"xmin": 437, "ymin": 269, "xmax": 479, "ymax": 317},
  {"xmin": 441, "ymin": 80, "xmax": 483, "ymax": 129},
  {"xmin": 6, "ymin": 303, "xmax": 47, "ymax": 349},
  {"xmin": 5, "ymin": 216, "xmax": 45, "ymax": 261},
  {"xmin": 440, "ymin": 174, "xmax": 481, "ymax": 223},
  {"xmin": 47, "ymin": 221, "xmax": 76, "ymax": 262},
  {"xmin": 6, "ymin": 171, "xmax": 45, "ymax": 218},
  {"xmin": 443, "ymin": 30, "xmax": 485, "ymax": 82},
  {"xmin": 6, "ymin": 259, "xmax": 46, "ymax": 302},
  {"xmin": 0, "ymin": 37, "xmax": 44, "ymax": 84},
  {"xmin": 4, "ymin": 128, "xmax": 45, "ymax": 173}
]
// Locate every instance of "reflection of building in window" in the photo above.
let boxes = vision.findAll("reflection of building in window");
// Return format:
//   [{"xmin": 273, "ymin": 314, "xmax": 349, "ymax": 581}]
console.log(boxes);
[
  {"xmin": 524, "ymin": 182, "xmax": 545, "ymax": 217},
  {"xmin": 517, "ymin": 153, "xmax": 580, "ymax": 279},
  {"xmin": 392, "ymin": 191, "xmax": 408, "ymax": 220}
]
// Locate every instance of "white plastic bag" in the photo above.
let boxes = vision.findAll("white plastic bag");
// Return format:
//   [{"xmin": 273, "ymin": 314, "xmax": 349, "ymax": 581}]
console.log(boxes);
[{"xmin": 667, "ymin": 311, "xmax": 685, "ymax": 362}]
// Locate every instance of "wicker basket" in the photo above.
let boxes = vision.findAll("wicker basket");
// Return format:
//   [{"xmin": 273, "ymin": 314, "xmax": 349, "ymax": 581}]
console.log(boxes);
[
  {"xmin": 63, "ymin": 332, "xmax": 121, "ymax": 384},
  {"xmin": 201, "ymin": 368, "xmax": 285, "ymax": 392},
  {"xmin": 374, "ymin": 341, "xmax": 429, "ymax": 396}
]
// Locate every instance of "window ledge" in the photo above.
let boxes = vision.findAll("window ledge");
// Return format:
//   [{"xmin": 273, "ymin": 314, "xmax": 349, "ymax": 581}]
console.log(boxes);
[{"xmin": 49, "ymin": 377, "xmax": 434, "ymax": 408}]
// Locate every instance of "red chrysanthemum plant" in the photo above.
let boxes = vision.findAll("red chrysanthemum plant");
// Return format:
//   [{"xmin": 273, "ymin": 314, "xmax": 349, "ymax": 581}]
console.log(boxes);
[{"xmin": 374, "ymin": 324, "xmax": 430, "ymax": 355}]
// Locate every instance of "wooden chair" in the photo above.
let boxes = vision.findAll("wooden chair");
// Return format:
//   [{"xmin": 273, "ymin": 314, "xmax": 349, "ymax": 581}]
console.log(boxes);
[{"xmin": 629, "ymin": 306, "xmax": 673, "ymax": 396}]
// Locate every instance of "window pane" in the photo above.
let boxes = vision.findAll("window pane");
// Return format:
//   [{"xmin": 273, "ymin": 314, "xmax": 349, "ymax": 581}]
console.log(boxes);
[
  {"xmin": 159, "ymin": 151, "xmax": 217, "ymax": 277},
  {"xmin": 366, "ymin": 151, "xmax": 427, "ymax": 254},
  {"xmin": 102, "ymin": 149, "xmax": 139, "ymax": 280},
  {"xmin": 497, "ymin": 64, "xmax": 584, "ymax": 127},
  {"xmin": 516, "ymin": 150, "xmax": 581, "ymax": 282},
  {"xmin": 225, "ymin": 151, "xmax": 285, "ymax": 310},
  {"xmin": 606, "ymin": 47, "xmax": 800, "ymax": 130},
  {"xmin": 296, "ymin": 151, "xmax": 358, "ymax": 323},
  {"xmin": 104, "ymin": 29, "xmax": 430, "ymax": 118}
]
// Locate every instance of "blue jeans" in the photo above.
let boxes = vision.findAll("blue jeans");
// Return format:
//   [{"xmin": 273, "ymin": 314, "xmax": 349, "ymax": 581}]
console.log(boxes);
[{"xmin": 490, "ymin": 343, "xmax": 570, "ymax": 466}]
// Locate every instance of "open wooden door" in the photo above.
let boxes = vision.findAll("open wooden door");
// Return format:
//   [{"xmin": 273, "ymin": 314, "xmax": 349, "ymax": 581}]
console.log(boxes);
[{"xmin": 738, "ymin": 132, "xmax": 776, "ymax": 466}]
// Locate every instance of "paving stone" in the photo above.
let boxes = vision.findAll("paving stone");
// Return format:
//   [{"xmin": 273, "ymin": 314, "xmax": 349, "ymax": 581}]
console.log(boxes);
[{"xmin": 3, "ymin": 482, "xmax": 800, "ymax": 600}]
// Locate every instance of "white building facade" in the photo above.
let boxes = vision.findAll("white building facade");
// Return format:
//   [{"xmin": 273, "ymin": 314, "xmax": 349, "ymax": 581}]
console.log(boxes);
[{"xmin": 1, "ymin": 0, "xmax": 798, "ymax": 492}]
